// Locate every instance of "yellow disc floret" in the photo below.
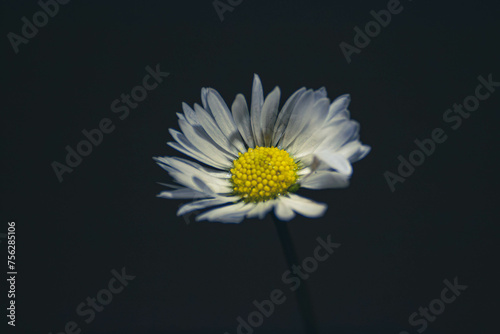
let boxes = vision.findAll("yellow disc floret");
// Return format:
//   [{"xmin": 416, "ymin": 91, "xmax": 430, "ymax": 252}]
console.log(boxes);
[{"xmin": 230, "ymin": 146, "xmax": 299, "ymax": 202}]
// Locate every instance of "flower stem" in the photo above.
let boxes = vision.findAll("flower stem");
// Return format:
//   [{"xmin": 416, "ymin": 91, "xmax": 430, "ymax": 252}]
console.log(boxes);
[{"xmin": 273, "ymin": 219, "xmax": 319, "ymax": 334}]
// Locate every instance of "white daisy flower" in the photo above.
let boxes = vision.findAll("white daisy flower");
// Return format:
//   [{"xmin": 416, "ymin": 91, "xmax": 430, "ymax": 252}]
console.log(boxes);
[{"xmin": 155, "ymin": 74, "xmax": 370, "ymax": 223}]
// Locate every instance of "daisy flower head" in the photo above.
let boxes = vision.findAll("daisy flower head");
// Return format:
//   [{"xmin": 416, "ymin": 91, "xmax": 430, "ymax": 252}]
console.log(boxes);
[{"xmin": 155, "ymin": 75, "xmax": 370, "ymax": 223}]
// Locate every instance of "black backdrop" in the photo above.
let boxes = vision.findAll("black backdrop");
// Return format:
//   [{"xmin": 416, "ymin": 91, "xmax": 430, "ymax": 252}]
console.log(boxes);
[{"xmin": 2, "ymin": 0, "xmax": 499, "ymax": 333}]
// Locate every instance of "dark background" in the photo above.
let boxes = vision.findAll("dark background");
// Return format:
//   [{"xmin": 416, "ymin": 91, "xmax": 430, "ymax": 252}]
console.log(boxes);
[{"xmin": 2, "ymin": 0, "xmax": 499, "ymax": 333}]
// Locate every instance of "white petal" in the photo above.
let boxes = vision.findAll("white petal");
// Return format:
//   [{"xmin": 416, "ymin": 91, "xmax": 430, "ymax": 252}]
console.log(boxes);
[
  {"xmin": 314, "ymin": 87, "xmax": 327, "ymax": 100},
  {"xmin": 331, "ymin": 108, "xmax": 350, "ymax": 121},
  {"xmin": 231, "ymin": 94, "xmax": 255, "ymax": 148},
  {"xmin": 335, "ymin": 141, "xmax": 370, "ymax": 162},
  {"xmin": 314, "ymin": 151, "xmax": 353, "ymax": 175},
  {"xmin": 201, "ymin": 88, "xmax": 210, "ymax": 113},
  {"xmin": 310, "ymin": 119, "xmax": 359, "ymax": 155},
  {"xmin": 178, "ymin": 119, "xmax": 234, "ymax": 164},
  {"xmin": 216, "ymin": 214, "xmax": 248, "ymax": 223},
  {"xmin": 168, "ymin": 129, "xmax": 230, "ymax": 169},
  {"xmin": 274, "ymin": 200, "xmax": 296, "ymax": 221},
  {"xmin": 286, "ymin": 97, "xmax": 330, "ymax": 155},
  {"xmin": 163, "ymin": 156, "xmax": 230, "ymax": 179},
  {"xmin": 177, "ymin": 198, "xmax": 235, "ymax": 216},
  {"xmin": 300, "ymin": 171, "xmax": 350, "ymax": 189},
  {"xmin": 167, "ymin": 141, "xmax": 229, "ymax": 170},
  {"xmin": 182, "ymin": 103, "xmax": 198, "ymax": 126},
  {"xmin": 156, "ymin": 166, "xmax": 230, "ymax": 195},
  {"xmin": 155, "ymin": 157, "xmax": 231, "ymax": 190},
  {"xmin": 190, "ymin": 177, "xmax": 214, "ymax": 194},
  {"xmin": 350, "ymin": 144, "xmax": 371, "ymax": 162},
  {"xmin": 176, "ymin": 112, "xmax": 186, "ymax": 122},
  {"xmin": 292, "ymin": 125, "xmax": 334, "ymax": 159},
  {"xmin": 327, "ymin": 94, "xmax": 351, "ymax": 120},
  {"xmin": 281, "ymin": 89, "xmax": 315, "ymax": 149},
  {"xmin": 194, "ymin": 104, "xmax": 239, "ymax": 156},
  {"xmin": 156, "ymin": 183, "xmax": 182, "ymax": 189},
  {"xmin": 260, "ymin": 86, "xmax": 281, "ymax": 147},
  {"xmin": 196, "ymin": 202, "xmax": 255, "ymax": 223},
  {"xmin": 281, "ymin": 194, "xmax": 327, "ymax": 218},
  {"xmin": 250, "ymin": 74, "xmax": 264, "ymax": 147},
  {"xmin": 157, "ymin": 188, "xmax": 208, "ymax": 199},
  {"xmin": 246, "ymin": 201, "xmax": 275, "ymax": 219},
  {"xmin": 206, "ymin": 89, "xmax": 247, "ymax": 152},
  {"xmin": 272, "ymin": 87, "xmax": 306, "ymax": 147}
]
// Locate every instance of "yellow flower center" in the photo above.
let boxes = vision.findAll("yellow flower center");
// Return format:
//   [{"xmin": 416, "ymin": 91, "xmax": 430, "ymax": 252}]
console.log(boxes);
[{"xmin": 230, "ymin": 146, "xmax": 299, "ymax": 202}]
